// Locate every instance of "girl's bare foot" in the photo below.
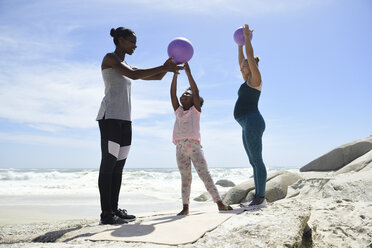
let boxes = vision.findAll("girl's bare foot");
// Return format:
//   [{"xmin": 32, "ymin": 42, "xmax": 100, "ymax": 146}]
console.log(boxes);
[
  {"xmin": 217, "ymin": 200, "xmax": 233, "ymax": 211},
  {"xmin": 177, "ymin": 204, "xmax": 189, "ymax": 215}
]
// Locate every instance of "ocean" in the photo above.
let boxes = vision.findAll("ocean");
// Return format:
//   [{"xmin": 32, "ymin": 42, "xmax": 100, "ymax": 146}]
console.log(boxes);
[{"xmin": 0, "ymin": 167, "xmax": 298, "ymax": 224}]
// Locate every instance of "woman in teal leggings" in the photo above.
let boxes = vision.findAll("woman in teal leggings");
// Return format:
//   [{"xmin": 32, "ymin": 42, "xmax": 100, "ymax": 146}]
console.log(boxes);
[{"xmin": 234, "ymin": 24, "xmax": 267, "ymax": 209}]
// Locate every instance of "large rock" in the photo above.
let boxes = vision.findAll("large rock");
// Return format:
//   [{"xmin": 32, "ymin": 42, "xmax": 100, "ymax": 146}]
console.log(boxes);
[
  {"xmin": 336, "ymin": 149, "xmax": 372, "ymax": 174},
  {"xmin": 193, "ymin": 199, "xmax": 311, "ymax": 248},
  {"xmin": 215, "ymin": 179, "xmax": 235, "ymax": 187},
  {"xmin": 286, "ymin": 169, "xmax": 372, "ymax": 248},
  {"xmin": 243, "ymin": 190, "xmax": 256, "ymax": 203},
  {"xmin": 242, "ymin": 171, "xmax": 303, "ymax": 203},
  {"xmin": 223, "ymin": 170, "xmax": 292, "ymax": 205},
  {"xmin": 300, "ymin": 135, "xmax": 372, "ymax": 172},
  {"xmin": 222, "ymin": 180, "xmax": 255, "ymax": 205},
  {"xmin": 265, "ymin": 171, "xmax": 302, "ymax": 202}
]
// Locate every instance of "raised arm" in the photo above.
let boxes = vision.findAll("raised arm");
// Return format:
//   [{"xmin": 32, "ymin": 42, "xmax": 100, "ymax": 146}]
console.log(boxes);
[
  {"xmin": 184, "ymin": 62, "xmax": 201, "ymax": 112},
  {"xmin": 170, "ymin": 72, "xmax": 180, "ymax": 111},
  {"xmin": 243, "ymin": 24, "xmax": 262, "ymax": 87},
  {"xmin": 238, "ymin": 45, "xmax": 245, "ymax": 67},
  {"xmin": 238, "ymin": 45, "xmax": 248, "ymax": 81},
  {"xmin": 103, "ymin": 55, "xmax": 182, "ymax": 80}
]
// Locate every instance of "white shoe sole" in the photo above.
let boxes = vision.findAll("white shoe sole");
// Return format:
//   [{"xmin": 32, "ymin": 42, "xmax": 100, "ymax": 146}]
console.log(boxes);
[
  {"xmin": 242, "ymin": 204, "xmax": 267, "ymax": 211},
  {"xmin": 239, "ymin": 202, "xmax": 250, "ymax": 208}
]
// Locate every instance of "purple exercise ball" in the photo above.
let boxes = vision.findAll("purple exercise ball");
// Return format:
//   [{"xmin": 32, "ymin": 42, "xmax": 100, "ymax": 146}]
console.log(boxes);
[
  {"xmin": 167, "ymin": 37, "xmax": 194, "ymax": 63},
  {"xmin": 233, "ymin": 27, "xmax": 252, "ymax": 45}
]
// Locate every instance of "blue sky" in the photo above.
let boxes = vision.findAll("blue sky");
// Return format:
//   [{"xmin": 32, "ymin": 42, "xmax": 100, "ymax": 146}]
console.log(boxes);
[{"xmin": 0, "ymin": 0, "xmax": 371, "ymax": 169}]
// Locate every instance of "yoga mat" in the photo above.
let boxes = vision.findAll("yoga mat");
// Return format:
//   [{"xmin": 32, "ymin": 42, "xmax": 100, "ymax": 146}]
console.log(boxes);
[{"xmin": 88, "ymin": 206, "xmax": 243, "ymax": 245}]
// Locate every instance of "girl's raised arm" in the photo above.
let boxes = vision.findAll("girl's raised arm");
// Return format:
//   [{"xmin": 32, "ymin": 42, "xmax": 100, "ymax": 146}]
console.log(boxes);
[
  {"xmin": 170, "ymin": 72, "xmax": 180, "ymax": 111},
  {"xmin": 184, "ymin": 62, "xmax": 202, "ymax": 112}
]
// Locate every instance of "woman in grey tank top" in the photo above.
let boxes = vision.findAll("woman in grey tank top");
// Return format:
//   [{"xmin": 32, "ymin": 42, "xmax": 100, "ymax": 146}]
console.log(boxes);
[{"xmin": 97, "ymin": 27, "xmax": 183, "ymax": 225}]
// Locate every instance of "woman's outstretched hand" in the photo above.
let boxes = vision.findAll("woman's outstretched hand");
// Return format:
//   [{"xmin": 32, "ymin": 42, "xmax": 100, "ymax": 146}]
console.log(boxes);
[
  {"xmin": 243, "ymin": 24, "xmax": 253, "ymax": 41},
  {"xmin": 164, "ymin": 58, "xmax": 184, "ymax": 73},
  {"xmin": 184, "ymin": 62, "xmax": 191, "ymax": 75}
]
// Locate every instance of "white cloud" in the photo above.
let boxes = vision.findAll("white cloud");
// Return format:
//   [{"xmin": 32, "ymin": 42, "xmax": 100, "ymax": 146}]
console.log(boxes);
[
  {"xmin": 0, "ymin": 62, "xmax": 102, "ymax": 128},
  {"xmin": 0, "ymin": 131, "xmax": 96, "ymax": 148},
  {"xmin": 0, "ymin": 61, "xmax": 185, "ymax": 130},
  {"xmin": 0, "ymin": 25, "xmax": 79, "ymax": 62}
]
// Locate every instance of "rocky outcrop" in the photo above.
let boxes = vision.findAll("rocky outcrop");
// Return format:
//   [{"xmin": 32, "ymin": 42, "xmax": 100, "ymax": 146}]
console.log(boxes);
[
  {"xmin": 263, "ymin": 171, "xmax": 303, "ymax": 202},
  {"xmin": 288, "ymin": 168, "xmax": 372, "ymax": 248},
  {"xmin": 194, "ymin": 199, "xmax": 311, "ymax": 248},
  {"xmin": 336, "ymin": 149, "xmax": 372, "ymax": 174},
  {"xmin": 300, "ymin": 135, "xmax": 372, "ymax": 172},
  {"xmin": 223, "ymin": 170, "xmax": 302, "ymax": 205},
  {"xmin": 222, "ymin": 170, "xmax": 283, "ymax": 205},
  {"xmin": 241, "ymin": 171, "xmax": 303, "ymax": 203},
  {"xmin": 222, "ymin": 180, "xmax": 255, "ymax": 205}
]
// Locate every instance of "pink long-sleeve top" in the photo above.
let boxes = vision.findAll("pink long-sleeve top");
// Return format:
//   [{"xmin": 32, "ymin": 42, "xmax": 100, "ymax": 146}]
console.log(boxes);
[{"xmin": 172, "ymin": 106, "xmax": 201, "ymax": 145}]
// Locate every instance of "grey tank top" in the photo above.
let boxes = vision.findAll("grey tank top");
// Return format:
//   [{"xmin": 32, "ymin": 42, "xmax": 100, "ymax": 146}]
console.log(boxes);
[{"xmin": 96, "ymin": 56, "xmax": 132, "ymax": 121}]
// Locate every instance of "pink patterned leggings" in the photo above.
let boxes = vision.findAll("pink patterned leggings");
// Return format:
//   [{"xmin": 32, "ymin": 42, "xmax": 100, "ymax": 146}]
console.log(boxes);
[{"xmin": 176, "ymin": 139, "xmax": 222, "ymax": 204}]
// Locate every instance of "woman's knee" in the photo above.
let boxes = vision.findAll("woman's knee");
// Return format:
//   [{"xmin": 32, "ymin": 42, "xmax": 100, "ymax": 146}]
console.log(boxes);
[
  {"xmin": 252, "ymin": 158, "xmax": 265, "ymax": 168},
  {"xmin": 99, "ymin": 157, "xmax": 117, "ymax": 174},
  {"xmin": 113, "ymin": 160, "xmax": 125, "ymax": 174}
]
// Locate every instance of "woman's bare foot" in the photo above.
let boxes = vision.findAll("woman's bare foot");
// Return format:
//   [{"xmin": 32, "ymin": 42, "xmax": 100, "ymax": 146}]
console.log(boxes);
[
  {"xmin": 217, "ymin": 200, "xmax": 233, "ymax": 211},
  {"xmin": 177, "ymin": 204, "xmax": 189, "ymax": 215}
]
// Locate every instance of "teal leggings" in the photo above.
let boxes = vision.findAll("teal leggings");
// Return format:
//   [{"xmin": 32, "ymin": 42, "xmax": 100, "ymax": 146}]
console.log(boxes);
[{"xmin": 236, "ymin": 111, "xmax": 267, "ymax": 197}]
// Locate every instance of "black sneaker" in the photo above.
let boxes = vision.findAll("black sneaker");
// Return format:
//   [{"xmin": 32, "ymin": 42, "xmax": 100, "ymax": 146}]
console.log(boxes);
[
  {"xmin": 99, "ymin": 213, "xmax": 128, "ymax": 225},
  {"xmin": 114, "ymin": 208, "xmax": 136, "ymax": 222}
]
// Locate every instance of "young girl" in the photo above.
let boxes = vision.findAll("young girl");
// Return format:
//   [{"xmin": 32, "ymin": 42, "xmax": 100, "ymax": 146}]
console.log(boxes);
[{"xmin": 170, "ymin": 62, "xmax": 232, "ymax": 215}]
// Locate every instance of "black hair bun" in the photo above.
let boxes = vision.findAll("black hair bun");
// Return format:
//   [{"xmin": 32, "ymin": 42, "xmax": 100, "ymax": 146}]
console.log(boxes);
[{"xmin": 110, "ymin": 28, "xmax": 116, "ymax": 38}]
